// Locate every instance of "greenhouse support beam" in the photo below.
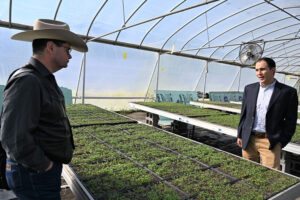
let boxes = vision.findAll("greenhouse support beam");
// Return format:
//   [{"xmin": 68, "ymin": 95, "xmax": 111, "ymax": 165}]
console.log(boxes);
[
  {"xmin": 0, "ymin": 20, "xmax": 237, "ymax": 65},
  {"xmin": 202, "ymin": 62, "xmax": 208, "ymax": 101},
  {"xmin": 180, "ymin": 37, "xmax": 300, "ymax": 52},
  {"xmin": 278, "ymin": 64, "xmax": 300, "ymax": 73},
  {"xmin": 82, "ymin": 35, "xmax": 300, "ymax": 76},
  {"xmin": 88, "ymin": 0, "xmax": 221, "ymax": 41},
  {"xmin": 0, "ymin": 20, "xmax": 32, "ymax": 31},
  {"xmin": 277, "ymin": 52, "xmax": 300, "ymax": 66},
  {"xmin": 276, "ymin": 49, "xmax": 300, "ymax": 67},
  {"xmin": 54, "ymin": 0, "xmax": 62, "ymax": 20},
  {"xmin": 115, "ymin": 0, "xmax": 147, "ymax": 42},
  {"xmin": 85, "ymin": 0, "xmax": 109, "ymax": 40},
  {"xmin": 193, "ymin": 66, "xmax": 206, "ymax": 91},
  {"xmin": 75, "ymin": 54, "xmax": 86, "ymax": 104},
  {"xmin": 278, "ymin": 63, "xmax": 300, "ymax": 72},
  {"xmin": 228, "ymin": 67, "xmax": 241, "ymax": 91},
  {"xmin": 275, "ymin": 56, "xmax": 300, "ymax": 59},
  {"xmin": 155, "ymin": 54, "xmax": 161, "ymax": 100},
  {"xmin": 264, "ymin": 31, "xmax": 300, "ymax": 54},
  {"xmin": 140, "ymin": 0, "xmax": 187, "ymax": 46},
  {"xmin": 228, "ymin": 68, "xmax": 239, "ymax": 91},
  {"xmin": 9, "ymin": 0, "xmax": 12, "ymax": 27},
  {"xmin": 145, "ymin": 54, "xmax": 160, "ymax": 102},
  {"xmin": 181, "ymin": 1, "xmax": 265, "ymax": 51},
  {"xmin": 238, "ymin": 67, "xmax": 242, "ymax": 92},
  {"xmin": 204, "ymin": 6, "xmax": 300, "ymax": 58},
  {"xmin": 0, "ymin": 20, "xmax": 299, "ymax": 77},
  {"xmin": 160, "ymin": 0, "xmax": 226, "ymax": 50},
  {"xmin": 264, "ymin": 43, "xmax": 300, "ymax": 58},
  {"xmin": 82, "ymin": 53, "xmax": 86, "ymax": 104},
  {"xmin": 224, "ymin": 22, "xmax": 300, "ymax": 61},
  {"xmin": 264, "ymin": 0, "xmax": 300, "ymax": 22}
]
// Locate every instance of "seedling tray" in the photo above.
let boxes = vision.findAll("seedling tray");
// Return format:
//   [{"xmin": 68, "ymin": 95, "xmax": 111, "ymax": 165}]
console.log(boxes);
[{"xmin": 63, "ymin": 122, "xmax": 300, "ymax": 199}]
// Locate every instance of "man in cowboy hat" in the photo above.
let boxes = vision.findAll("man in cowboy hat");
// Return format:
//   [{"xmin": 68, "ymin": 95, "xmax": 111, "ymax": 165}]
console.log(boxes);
[{"xmin": 0, "ymin": 18, "xmax": 88, "ymax": 199}]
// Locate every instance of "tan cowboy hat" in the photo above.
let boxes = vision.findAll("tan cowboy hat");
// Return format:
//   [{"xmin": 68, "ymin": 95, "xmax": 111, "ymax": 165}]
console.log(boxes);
[{"xmin": 11, "ymin": 19, "xmax": 88, "ymax": 52}]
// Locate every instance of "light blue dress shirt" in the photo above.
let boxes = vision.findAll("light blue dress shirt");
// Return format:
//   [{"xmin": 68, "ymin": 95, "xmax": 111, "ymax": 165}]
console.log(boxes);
[{"xmin": 252, "ymin": 80, "xmax": 276, "ymax": 132}]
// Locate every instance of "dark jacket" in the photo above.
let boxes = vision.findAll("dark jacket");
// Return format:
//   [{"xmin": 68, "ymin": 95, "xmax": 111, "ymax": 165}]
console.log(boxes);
[
  {"xmin": 0, "ymin": 57, "xmax": 74, "ymax": 172},
  {"xmin": 237, "ymin": 81, "xmax": 298, "ymax": 150}
]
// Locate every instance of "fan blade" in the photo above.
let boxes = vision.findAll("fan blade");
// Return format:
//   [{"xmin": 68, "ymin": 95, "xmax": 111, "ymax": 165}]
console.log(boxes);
[{"xmin": 240, "ymin": 54, "xmax": 249, "ymax": 63}]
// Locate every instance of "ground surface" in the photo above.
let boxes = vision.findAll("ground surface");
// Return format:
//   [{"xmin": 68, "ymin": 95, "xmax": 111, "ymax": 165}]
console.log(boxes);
[
  {"xmin": 61, "ymin": 178, "xmax": 78, "ymax": 200},
  {"xmin": 126, "ymin": 111, "xmax": 147, "ymax": 123}
]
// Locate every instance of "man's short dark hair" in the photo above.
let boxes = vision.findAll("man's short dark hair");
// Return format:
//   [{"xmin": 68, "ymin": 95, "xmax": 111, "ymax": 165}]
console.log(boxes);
[
  {"xmin": 32, "ymin": 39, "xmax": 65, "ymax": 54},
  {"xmin": 256, "ymin": 57, "xmax": 276, "ymax": 69}
]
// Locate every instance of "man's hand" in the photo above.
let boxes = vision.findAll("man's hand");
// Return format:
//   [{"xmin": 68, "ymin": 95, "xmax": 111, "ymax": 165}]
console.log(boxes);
[
  {"xmin": 237, "ymin": 138, "xmax": 242, "ymax": 148},
  {"xmin": 45, "ymin": 161, "xmax": 53, "ymax": 172}
]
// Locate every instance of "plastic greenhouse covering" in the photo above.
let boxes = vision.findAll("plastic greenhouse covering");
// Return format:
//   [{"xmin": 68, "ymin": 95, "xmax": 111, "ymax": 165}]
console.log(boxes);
[{"xmin": 0, "ymin": 0, "xmax": 300, "ymax": 110}]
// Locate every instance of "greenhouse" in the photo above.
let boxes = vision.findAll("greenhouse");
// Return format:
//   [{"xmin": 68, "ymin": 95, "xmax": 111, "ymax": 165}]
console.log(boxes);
[{"xmin": 0, "ymin": 0, "xmax": 300, "ymax": 199}]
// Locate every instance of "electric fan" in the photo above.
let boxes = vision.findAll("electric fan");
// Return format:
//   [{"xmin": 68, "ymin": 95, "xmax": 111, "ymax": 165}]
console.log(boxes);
[{"xmin": 239, "ymin": 43, "xmax": 263, "ymax": 65}]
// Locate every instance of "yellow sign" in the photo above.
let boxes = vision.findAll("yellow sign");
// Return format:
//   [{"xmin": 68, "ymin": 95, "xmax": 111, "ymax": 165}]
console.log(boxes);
[
  {"xmin": 287, "ymin": 77, "xmax": 290, "ymax": 80},
  {"xmin": 123, "ymin": 52, "xmax": 127, "ymax": 59},
  {"xmin": 161, "ymin": 67, "xmax": 165, "ymax": 71}
]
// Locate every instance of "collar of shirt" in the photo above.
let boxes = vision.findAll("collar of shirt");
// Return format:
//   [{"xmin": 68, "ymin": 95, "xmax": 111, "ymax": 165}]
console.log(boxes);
[
  {"xmin": 28, "ymin": 57, "xmax": 53, "ymax": 78},
  {"xmin": 259, "ymin": 79, "xmax": 276, "ymax": 90}
]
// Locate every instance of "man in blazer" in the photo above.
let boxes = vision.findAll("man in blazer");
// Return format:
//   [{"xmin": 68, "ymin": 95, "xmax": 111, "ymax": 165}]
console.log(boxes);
[{"xmin": 237, "ymin": 57, "xmax": 298, "ymax": 169}]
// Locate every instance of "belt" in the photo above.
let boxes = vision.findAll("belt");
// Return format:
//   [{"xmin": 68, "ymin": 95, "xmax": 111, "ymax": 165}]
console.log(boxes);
[{"xmin": 251, "ymin": 131, "xmax": 267, "ymax": 138}]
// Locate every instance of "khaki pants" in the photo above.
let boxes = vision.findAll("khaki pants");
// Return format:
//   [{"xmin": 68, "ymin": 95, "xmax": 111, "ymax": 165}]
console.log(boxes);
[{"xmin": 242, "ymin": 135, "xmax": 281, "ymax": 170}]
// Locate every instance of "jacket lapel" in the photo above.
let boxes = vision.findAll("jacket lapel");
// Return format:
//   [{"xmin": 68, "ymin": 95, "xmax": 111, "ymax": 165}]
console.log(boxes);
[{"xmin": 267, "ymin": 81, "xmax": 281, "ymax": 112}]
